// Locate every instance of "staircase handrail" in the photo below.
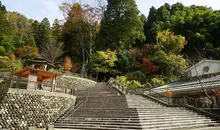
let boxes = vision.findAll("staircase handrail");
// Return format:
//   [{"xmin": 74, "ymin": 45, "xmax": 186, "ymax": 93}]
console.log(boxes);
[
  {"xmin": 143, "ymin": 93, "xmax": 220, "ymax": 121},
  {"xmin": 59, "ymin": 100, "xmax": 85, "ymax": 123},
  {"xmin": 148, "ymin": 88, "xmax": 213, "ymax": 110},
  {"xmin": 107, "ymin": 77, "xmax": 127, "ymax": 95}
]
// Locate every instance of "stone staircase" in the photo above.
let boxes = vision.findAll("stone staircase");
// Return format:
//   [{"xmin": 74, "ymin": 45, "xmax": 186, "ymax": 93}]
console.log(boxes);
[{"xmin": 54, "ymin": 83, "xmax": 219, "ymax": 130}]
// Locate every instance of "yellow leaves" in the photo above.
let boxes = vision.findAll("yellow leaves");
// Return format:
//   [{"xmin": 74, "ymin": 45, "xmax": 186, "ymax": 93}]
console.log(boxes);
[{"xmin": 156, "ymin": 30, "xmax": 187, "ymax": 53}]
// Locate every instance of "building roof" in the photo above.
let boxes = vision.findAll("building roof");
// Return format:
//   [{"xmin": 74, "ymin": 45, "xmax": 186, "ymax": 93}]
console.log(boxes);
[
  {"xmin": 185, "ymin": 59, "xmax": 220, "ymax": 72},
  {"xmin": 151, "ymin": 72, "xmax": 220, "ymax": 94},
  {"xmin": 13, "ymin": 68, "xmax": 60, "ymax": 81},
  {"xmin": 27, "ymin": 57, "xmax": 55, "ymax": 68}
]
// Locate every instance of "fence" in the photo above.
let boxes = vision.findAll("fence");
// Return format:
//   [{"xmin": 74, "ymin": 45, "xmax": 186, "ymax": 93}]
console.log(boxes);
[
  {"xmin": 0, "ymin": 80, "xmax": 11, "ymax": 102},
  {"xmin": 1, "ymin": 78, "xmax": 75, "ymax": 95}
]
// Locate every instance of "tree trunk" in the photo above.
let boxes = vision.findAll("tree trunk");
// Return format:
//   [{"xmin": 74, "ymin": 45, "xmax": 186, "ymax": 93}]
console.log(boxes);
[{"xmin": 96, "ymin": 72, "xmax": 99, "ymax": 81}]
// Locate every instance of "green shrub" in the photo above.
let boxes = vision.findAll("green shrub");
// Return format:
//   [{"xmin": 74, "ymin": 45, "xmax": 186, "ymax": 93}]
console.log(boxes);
[
  {"xmin": 151, "ymin": 77, "xmax": 164, "ymax": 87},
  {"xmin": 116, "ymin": 76, "xmax": 143, "ymax": 88},
  {"xmin": 126, "ymin": 71, "xmax": 146, "ymax": 84},
  {"xmin": 5, "ymin": 59, "xmax": 23, "ymax": 73}
]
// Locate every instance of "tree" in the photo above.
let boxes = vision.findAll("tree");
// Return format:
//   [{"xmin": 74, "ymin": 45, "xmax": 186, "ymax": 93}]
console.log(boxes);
[
  {"xmin": 61, "ymin": 2, "xmax": 100, "ymax": 76},
  {"xmin": 4, "ymin": 59, "xmax": 23, "ymax": 73},
  {"xmin": 90, "ymin": 49, "xmax": 118, "ymax": 80},
  {"xmin": 38, "ymin": 18, "xmax": 52, "ymax": 49},
  {"xmin": 144, "ymin": 2, "xmax": 220, "ymax": 60},
  {"xmin": 31, "ymin": 20, "xmax": 41, "ymax": 47},
  {"xmin": 63, "ymin": 56, "xmax": 72, "ymax": 71},
  {"xmin": 16, "ymin": 45, "xmax": 39, "ymax": 59},
  {"xmin": 150, "ymin": 30, "xmax": 188, "ymax": 82},
  {"xmin": 155, "ymin": 30, "xmax": 187, "ymax": 53},
  {"xmin": 7, "ymin": 12, "xmax": 36, "ymax": 47},
  {"xmin": 97, "ymin": 0, "xmax": 145, "ymax": 50},
  {"xmin": 40, "ymin": 40, "xmax": 64, "ymax": 65},
  {"xmin": 0, "ymin": 2, "xmax": 14, "ymax": 56},
  {"xmin": 52, "ymin": 19, "xmax": 61, "ymax": 41}
]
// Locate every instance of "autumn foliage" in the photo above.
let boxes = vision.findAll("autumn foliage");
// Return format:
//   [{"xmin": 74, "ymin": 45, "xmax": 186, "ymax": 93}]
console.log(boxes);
[
  {"xmin": 163, "ymin": 86, "xmax": 175, "ymax": 97},
  {"xmin": 71, "ymin": 62, "xmax": 80, "ymax": 73},
  {"xmin": 63, "ymin": 56, "xmax": 72, "ymax": 71},
  {"xmin": 137, "ymin": 58, "xmax": 159, "ymax": 73},
  {"xmin": 8, "ymin": 53, "xmax": 16, "ymax": 60},
  {"xmin": 212, "ymin": 89, "xmax": 220, "ymax": 97},
  {"xmin": 16, "ymin": 46, "xmax": 39, "ymax": 59}
]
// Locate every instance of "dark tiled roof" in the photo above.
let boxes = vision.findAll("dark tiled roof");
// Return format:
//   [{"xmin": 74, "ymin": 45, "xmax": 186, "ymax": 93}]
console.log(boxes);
[{"xmin": 152, "ymin": 72, "xmax": 220, "ymax": 93}]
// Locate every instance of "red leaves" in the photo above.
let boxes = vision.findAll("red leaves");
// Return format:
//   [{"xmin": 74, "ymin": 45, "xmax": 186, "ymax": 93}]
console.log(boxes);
[
  {"xmin": 137, "ymin": 58, "xmax": 159, "ymax": 73},
  {"xmin": 212, "ymin": 89, "xmax": 220, "ymax": 97}
]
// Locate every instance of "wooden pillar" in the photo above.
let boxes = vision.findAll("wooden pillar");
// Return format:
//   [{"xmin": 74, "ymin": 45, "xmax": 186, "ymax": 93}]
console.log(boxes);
[
  {"xmin": 50, "ymin": 77, "xmax": 55, "ymax": 92},
  {"xmin": 27, "ymin": 71, "xmax": 38, "ymax": 90}
]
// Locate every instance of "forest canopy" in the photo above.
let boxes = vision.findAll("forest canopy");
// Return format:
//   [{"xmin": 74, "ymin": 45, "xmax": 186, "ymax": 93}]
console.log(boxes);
[{"xmin": 0, "ymin": 1, "xmax": 219, "ymax": 87}]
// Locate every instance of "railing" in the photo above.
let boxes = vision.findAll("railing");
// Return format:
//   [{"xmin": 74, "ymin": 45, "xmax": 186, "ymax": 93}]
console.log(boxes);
[
  {"xmin": 5, "ymin": 78, "xmax": 75, "ymax": 95},
  {"xmin": 59, "ymin": 100, "xmax": 85, "ymax": 123},
  {"xmin": 146, "ymin": 89, "xmax": 214, "ymax": 112},
  {"xmin": 0, "ymin": 79, "xmax": 11, "ymax": 102}
]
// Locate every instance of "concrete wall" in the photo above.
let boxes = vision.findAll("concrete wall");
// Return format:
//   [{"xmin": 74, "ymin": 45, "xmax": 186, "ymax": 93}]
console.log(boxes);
[
  {"xmin": 0, "ymin": 88, "xmax": 76, "ymax": 130},
  {"xmin": 189, "ymin": 61, "xmax": 220, "ymax": 77}
]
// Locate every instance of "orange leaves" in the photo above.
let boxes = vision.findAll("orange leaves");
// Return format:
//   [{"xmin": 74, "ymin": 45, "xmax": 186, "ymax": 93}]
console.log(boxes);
[
  {"xmin": 69, "ymin": 3, "xmax": 83, "ymax": 20},
  {"xmin": 163, "ymin": 86, "xmax": 175, "ymax": 97},
  {"xmin": 16, "ymin": 46, "xmax": 39, "ymax": 59},
  {"xmin": 63, "ymin": 56, "xmax": 72, "ymax": 71},
  {"xmin": 8, "ymin": 53, "xmax": 16, "ymax": 60},
  {"xmin": 138, "ymin": 58, "xmax": 159, "ymax": 73}
]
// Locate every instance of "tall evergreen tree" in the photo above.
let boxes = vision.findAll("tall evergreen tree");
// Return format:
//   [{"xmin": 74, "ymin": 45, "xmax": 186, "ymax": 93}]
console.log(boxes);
[
  {"xmin": 97, "ymin": 0, "xmax": 145, "ymax": 50},
  {"xmin": 38, "ymin": 18, "xmax": 52, "ymax": 49},
  {"xmin": 52, "ymin": 19, "xmax": 61, "ymax": 41},
  {"xmin": 32, "ymin": 20, "xmax": 41, "ymax": 47}
]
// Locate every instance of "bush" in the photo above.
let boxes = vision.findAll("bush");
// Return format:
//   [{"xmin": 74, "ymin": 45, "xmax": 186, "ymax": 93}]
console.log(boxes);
[
  {"xmin": 5, "ymin": 59, "xmax": 23, "ymax": 73},
  {"xmin": 126, "ymin": 71, "xmax": 146, "ymax": 84},
  {"xmin": 116, "ymin": 76, "xmax": 143, "ymax": 88},
  {"xmin": 151, "ymin": 77, "xmax": 164, "ymax": 87}
]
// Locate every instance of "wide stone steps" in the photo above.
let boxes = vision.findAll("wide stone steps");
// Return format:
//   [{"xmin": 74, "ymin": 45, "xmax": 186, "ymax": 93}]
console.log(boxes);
[
  {"xmin": 55, "ymin": 118, "xmax": 213, "ymax": 125},
  {"xmin": 54, "ymin": 84, "xmax": 219, "ymax": 129},
  {"xmin": 57, "ymin": 116, "xmax": 209, "ymax": 122},
  {"xmin": 54, "ymin": 121, "xmax": 218, "ymax": 130}
]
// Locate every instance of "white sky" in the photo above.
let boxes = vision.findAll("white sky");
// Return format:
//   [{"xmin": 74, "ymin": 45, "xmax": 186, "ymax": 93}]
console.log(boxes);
[{"xmin": 2, "ymin": 0, "xmax": 220, "ymax": 24}]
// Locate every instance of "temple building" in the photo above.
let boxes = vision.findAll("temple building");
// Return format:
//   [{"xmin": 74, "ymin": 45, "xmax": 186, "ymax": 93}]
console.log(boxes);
[
  {"xmin": 12, "ymin": 57, "xmax": 60, "ymax": 91},
  {"xmin": 150, "ymin": 59, "xmax": 220, "ymax": 110}
]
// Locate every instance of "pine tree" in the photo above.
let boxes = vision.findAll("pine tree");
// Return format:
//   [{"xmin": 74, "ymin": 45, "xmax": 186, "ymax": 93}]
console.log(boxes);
[
  {"xmin": 97, "ymin": 0, "xmax": 145, "ymax": 50},
  {"xmin": 38, "ymin": 18, "xmax": 52, "ymax": 49}
]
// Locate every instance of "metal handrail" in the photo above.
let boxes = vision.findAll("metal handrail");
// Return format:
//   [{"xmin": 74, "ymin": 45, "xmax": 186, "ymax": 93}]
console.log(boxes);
[{"xmin": 60, "ymin": 100, "xmax": 85, "ymax": 123}]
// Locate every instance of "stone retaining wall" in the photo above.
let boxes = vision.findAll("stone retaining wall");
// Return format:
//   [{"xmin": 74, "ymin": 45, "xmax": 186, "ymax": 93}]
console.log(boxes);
[
  {"xmin": 56, "ymin": 76, "xmax": 97, "ymax": 90},
  {"xmin": 0, "ymin": 89, "xmax": 76, "ymax": 130}
]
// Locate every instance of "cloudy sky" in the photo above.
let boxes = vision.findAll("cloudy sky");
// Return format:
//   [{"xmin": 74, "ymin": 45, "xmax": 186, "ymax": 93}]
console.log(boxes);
[{"xmin": 2, "ymin": 0, "xmax": 220, "ymax": 24}]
